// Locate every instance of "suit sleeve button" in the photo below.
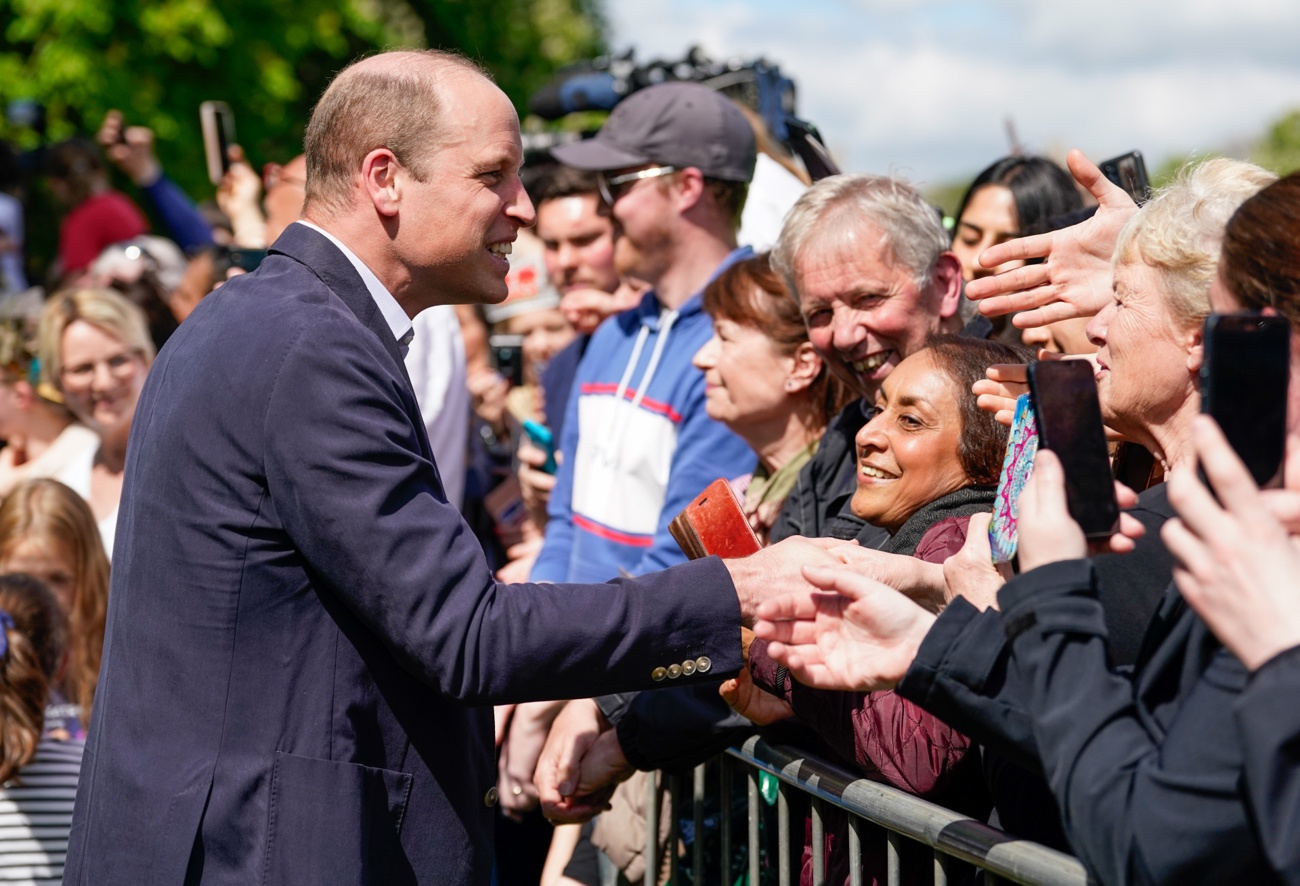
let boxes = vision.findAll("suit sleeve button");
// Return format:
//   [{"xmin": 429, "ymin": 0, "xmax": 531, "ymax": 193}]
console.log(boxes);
[
  {"xmin": 651, "ymin": 667, "xmax": 667, "ymax": 682},
  {"xmin": 696, "ymin": 656, "xmax": 712, "ymax": 674},
  {"xmin": 484, "ymin": 787, "xmax": 499, "ymax": 807},
  {"xmin": 681, "ymin": 659, "xmax": 697, "ymax": 676},
  {"xmin": 667, "ymin": 664, "xmax": 682, "ymax": 679}
]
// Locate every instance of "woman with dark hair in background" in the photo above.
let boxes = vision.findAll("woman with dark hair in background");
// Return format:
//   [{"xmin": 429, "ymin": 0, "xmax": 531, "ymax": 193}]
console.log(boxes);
[
  {"xmin": 951, "ymin": 155, "xmax": 1083, "ymax": 283},
  {"xmin": 0, "ymin": 324, "xmax": 98, "ymax": 496},
  {"xmin": 952, "ymin": 156, "xmax": 1086, "ymax": 345},
  {"xmin": 0, "ymin": 572, "xmax": 83, "ymax": 884}
]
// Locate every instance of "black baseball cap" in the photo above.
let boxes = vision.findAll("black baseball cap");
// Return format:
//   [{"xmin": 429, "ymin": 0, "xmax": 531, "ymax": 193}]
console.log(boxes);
[{"xmin": 551, "ymin": 82, "xmax": 757, "ymax": 183}]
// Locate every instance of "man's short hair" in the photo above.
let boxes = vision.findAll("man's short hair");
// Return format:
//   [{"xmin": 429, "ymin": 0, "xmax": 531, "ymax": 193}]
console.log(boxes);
[
  {"xmin": 527, "ymin": 164, "xmax": 602, "ymax": 206},
  {"xmin": 302, "ymin": 50, "xmax": 490, "ymax": 216},
  {"xmin": 771, "ymin": 173, "xmax": 948, "ymax": 298},
  {"xmin": 703, "ymin": 178, "xmax": 749, "ymax": 232}
]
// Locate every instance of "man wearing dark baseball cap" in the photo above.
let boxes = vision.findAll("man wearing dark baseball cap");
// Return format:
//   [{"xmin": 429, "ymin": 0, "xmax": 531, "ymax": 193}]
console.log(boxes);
[
  {"xmin": 531, "ymin": 83, "xmax": 760, "ymax": 828},
  {"xmin": 550, "ymin": 81, "xmax": 756, "ymax": 187}
]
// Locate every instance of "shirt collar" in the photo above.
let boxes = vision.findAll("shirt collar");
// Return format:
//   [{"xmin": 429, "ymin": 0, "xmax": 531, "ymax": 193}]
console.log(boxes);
[{"xmin": 295, "ymin": 220, "xmax": 413, "ymax": 351}]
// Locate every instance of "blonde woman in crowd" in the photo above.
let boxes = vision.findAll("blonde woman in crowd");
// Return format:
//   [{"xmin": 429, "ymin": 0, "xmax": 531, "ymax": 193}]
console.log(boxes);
[{"xmin": 38, "ymin": 289, "xmax": 155, "ymax": 556}]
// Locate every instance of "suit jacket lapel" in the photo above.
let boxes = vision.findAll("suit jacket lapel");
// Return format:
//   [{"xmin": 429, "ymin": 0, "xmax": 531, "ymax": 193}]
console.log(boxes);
[
  {"xmin": 269, "ymin": 224, "xmax": 414, "ymax": 388},
  {"xmin": 267, "ymin": 224, "xmax": 443, "ymax": 478}
]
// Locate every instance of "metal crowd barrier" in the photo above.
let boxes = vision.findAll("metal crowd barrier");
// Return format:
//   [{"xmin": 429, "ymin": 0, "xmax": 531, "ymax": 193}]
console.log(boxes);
[{"xmin": 645, "ymin": 735, "xmax": 1090, "ymax": 886}]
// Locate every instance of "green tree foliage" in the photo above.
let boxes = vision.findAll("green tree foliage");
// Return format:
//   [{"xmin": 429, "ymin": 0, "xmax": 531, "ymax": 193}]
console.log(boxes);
[
  {"xmin": 1251, "ymin": 109, "xmax": 1300, "ymax": 177},
  {"xmin": 0, "ymin": 0, "xmax": 606, "ymax": 196}
]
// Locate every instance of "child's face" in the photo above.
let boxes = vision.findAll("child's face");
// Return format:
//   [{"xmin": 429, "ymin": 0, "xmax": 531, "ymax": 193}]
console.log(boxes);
[{"xmin": 1, "ymin": 535, "xmax": 76, "ymax": 614}]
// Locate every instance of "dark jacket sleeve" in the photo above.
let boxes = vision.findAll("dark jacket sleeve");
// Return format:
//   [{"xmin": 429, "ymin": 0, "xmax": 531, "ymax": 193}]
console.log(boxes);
[
  {"xmin": 140, "ymin": 174, "xmax": 215, "ymax": 252},
  {"xmin": 896, "ymin": 484, "xmax": 1175, "ymax": 764},
  {"xmin": 897, "ymin": 599, "xmax": 1042, "ymax": 770},
  {"xmin": 1236, "ymin": 643, "xmax": 1300, "ymax": 885},
  {"xmin": 263, "ymin": 318, "xmax": 744, "ymax": 704},
  {"xmin": 749, "ymin": 638, "xmax": 975, "ymax": 798},
  {"xmin": 597, "ymin": 685, "xmax": 757, "ymax": 772},
  {"xmin": 999, "ymin": 559, "xmax": 1266, "ymax": 885}
]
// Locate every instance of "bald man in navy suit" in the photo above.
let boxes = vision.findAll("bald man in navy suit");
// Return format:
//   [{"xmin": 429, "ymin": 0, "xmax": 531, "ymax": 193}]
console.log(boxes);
[{"xmin": 63, "ymin": 50, "xmax": 833, "ymax": 885}]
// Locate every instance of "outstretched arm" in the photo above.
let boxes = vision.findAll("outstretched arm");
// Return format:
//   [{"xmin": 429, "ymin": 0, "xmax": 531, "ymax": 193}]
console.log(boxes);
[
  {"xmin": 1000, "ymin": 446, "xmax": 1268, "ymax": 884},
  {"xmin": 964, "ymin": 150, "xmax": 1136, "ymax": 329}
]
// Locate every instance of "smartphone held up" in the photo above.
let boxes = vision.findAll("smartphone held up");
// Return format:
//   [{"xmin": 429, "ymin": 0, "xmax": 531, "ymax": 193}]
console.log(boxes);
[
  {"xmin": 1027, "ymin": 360, "xmax": 1120, "ymax": 539},
  {"xmin": 200, "ymin": 101, "xmax": 235, "ymax": 186},
  {"xmin": 1200, "ymin": 312, "xmax": 1290, "ymax": 489}
]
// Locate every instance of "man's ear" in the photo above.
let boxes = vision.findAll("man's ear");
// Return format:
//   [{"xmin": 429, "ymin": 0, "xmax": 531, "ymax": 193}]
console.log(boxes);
[
  {"xmin": 931, "ymin": 252, "xmax": 964, "ymax": 320},
  {"xmin": 361, "ymin": 148, "xmax": 402, "ymax": 218},
  {"xmin": 786, "ymin": 341, "xmax": 822, "ymax": 393},
  {"xmin": 673, "ymin": 167, "xmax": 707, "ymax": 215}
]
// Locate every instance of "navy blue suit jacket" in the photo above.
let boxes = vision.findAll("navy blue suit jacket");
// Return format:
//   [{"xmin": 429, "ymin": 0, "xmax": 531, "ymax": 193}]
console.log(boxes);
[{"xmin": 63, "ymin": 224, "xmax": 743, "ymax": 885}]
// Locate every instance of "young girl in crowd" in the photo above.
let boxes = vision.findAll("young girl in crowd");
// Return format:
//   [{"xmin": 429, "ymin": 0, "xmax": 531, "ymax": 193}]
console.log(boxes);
[
  {"xmin": 0, "ymin": 478, "xmax": 111, "ymax": 734},
  {"xmin": 0, "ymin": 572, "xmax": 84, "ymax": 884}
]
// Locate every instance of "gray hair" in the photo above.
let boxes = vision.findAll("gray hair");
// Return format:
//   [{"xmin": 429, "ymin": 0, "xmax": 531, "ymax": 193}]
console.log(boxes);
[
  {"xmin": 1115, "ymin": 157, "xmax": 1277, "ymax": 331},
  {"xmin": 771, "ymin": 173, "xmax": 949, "ymax": 299}
]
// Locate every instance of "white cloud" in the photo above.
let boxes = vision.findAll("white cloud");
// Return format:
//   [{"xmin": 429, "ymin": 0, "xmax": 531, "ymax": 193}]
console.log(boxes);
[{"xmin": 603, "ymin": 0, "xmax": 1300, "ymax": 184}]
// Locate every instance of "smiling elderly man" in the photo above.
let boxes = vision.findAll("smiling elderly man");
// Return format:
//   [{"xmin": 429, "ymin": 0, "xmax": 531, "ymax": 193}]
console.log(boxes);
[
  {"xmin": 62, "ymin": 50, "xmax": 833, "ymax": 886},
  {"xmin": 768, "ymin": 174, "xmax": 991, "ymax": 544}
]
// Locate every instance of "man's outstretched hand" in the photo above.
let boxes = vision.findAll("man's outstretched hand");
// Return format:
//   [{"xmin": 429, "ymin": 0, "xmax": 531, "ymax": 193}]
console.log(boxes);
[
  {"xmin": 725, "ymin": 535, "xmax": 858, "ymax": 625},
  {"xmin": 752, "ymin": 565, "xmax": 937, "ymax": 692}
]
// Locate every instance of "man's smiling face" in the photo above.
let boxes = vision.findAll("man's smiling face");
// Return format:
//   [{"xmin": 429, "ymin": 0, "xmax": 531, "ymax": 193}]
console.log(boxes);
[{"xmin": 795, "ymin": 226, "xmax": 948, "ymax": 401}]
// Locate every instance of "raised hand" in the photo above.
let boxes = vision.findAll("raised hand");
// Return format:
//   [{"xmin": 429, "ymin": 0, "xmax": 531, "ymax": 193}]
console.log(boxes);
[
  {"xmin": 1164, "ymin": 416, "xmax": 1300, "ymax": 670},
  {"xmin": 753, "ymin": 564, "xmax": 937, "ymax": 692},
  {"xmin": 517, "ymin": 439, "xmax": 558, "ymax": 528},
  {"xmin": 964, "ymin": 149, "xmax": 1137, "ymax": 330},
  {"xmin": 97, "ymin": 110, "xmax": 162, "ymax": 187}
]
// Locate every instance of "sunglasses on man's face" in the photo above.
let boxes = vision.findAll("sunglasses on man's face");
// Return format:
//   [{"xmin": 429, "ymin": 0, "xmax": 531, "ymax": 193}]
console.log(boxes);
[{"xmin": 596, "ymin": 166, "xmax": 677, "ymax": 205}]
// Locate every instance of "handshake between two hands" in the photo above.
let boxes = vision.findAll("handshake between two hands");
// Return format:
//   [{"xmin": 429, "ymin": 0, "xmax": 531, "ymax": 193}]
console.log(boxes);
[{"xmin": 531, "ymin": 457, "xmax": 1153, "ymax": 824}]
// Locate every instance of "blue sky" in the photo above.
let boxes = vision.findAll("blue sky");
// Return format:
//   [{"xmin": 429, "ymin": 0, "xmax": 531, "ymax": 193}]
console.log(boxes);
[{"xmin": 606, "ymin": 0, "xmax": 1300, "ymax": 187}]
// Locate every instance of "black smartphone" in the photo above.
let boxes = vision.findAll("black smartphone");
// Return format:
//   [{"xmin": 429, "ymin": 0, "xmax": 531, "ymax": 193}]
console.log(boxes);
[
  {"xmin": 1200, "ymin": 313, "xmax": 1290, "ymax": 489},
  {"xmin": 1100, "ymin": 150, "xmax": 1151, "ymax": 206},
  {"xmin": 1027, "ymin": 360, "xmax": 1120, "ymax": 537},
  {"xmin": 200, "ymin": 101, "xmax": 235, "ymax": 186},
  {"xmin": 488, "ymin": 334, "xmax": 525, "ymax": 387}
]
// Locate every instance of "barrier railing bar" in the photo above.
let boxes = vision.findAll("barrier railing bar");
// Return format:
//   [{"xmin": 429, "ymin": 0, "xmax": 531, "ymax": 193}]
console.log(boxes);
[
  {"xmin": 777, "ymin": 780, "xmax": 791, "ymax": 886},
  {"xmin": 645, "ymin": 772, "xmax": 657, "ymax": 886},
  {"xmin": 811, "ymin": 796, "xmax": 825, "ymax": 884},
  {"xmin": 726, "ymin": 736, "xmax": 1088, "ymax": 886},
  {"xmin": 668, "ymin": 773, "xmax": 680, "ymax": 885},
  {"xmin": 934, "ymin": 848, "xmax": 950, "ymax": 886},
  {"xmin": 848, "ymin": 814, "xmax": 864, "ymax": 886},
  {"xmin": 886, "ymin": 830, "xmax": 902, "ymax": 886},
  {"xmin": 720, "ymin": 756, "xmax": 732, "ymax": 886},
  {"xmin": 693, "ymin": 765, "xmax": 705, "ymax": 883},
  {"xmin": 747, "ymin": 765, "xmax": 760, "ymax": 886}
]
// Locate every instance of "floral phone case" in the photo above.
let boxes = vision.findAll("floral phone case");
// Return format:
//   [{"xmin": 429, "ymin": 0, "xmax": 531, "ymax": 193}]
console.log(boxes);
[{"xmin": 989, "ymin": 394, "xmax": 1039, "ymax": 564}]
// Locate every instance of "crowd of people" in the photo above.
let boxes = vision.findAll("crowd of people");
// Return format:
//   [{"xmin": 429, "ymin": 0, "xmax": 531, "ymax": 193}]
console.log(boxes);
[{"xmin": 0, "ymin": 45, "xmax": 1296, "ymax": 886}]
